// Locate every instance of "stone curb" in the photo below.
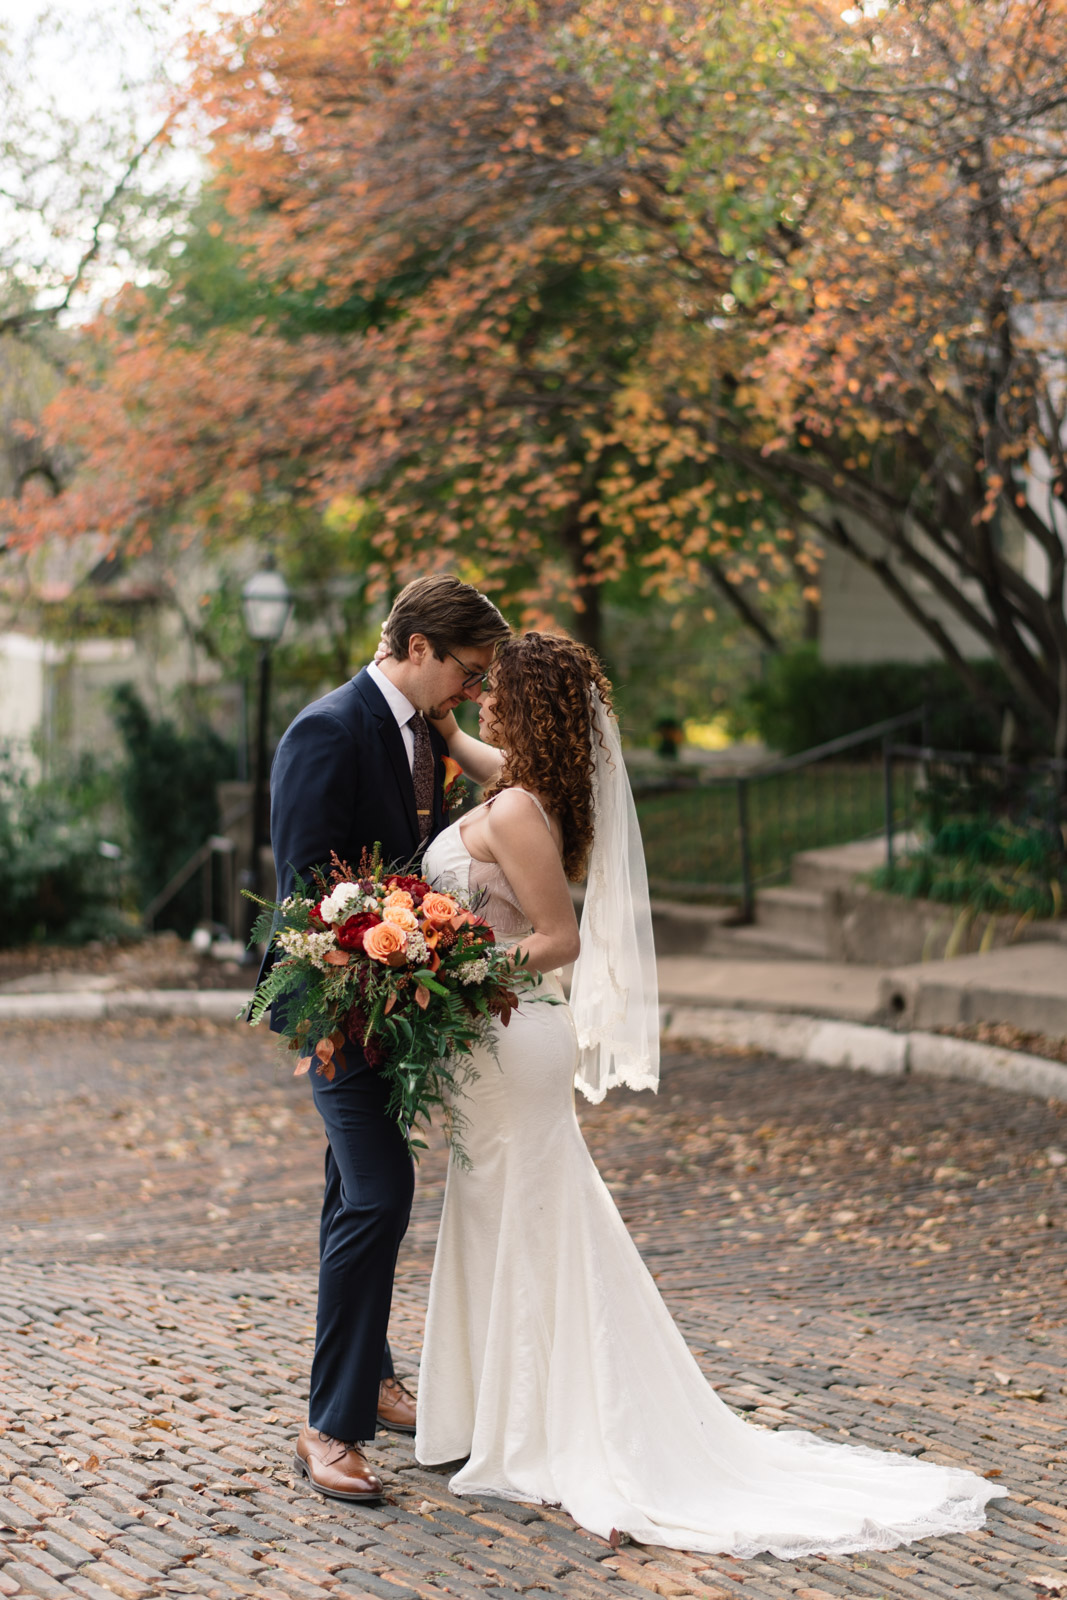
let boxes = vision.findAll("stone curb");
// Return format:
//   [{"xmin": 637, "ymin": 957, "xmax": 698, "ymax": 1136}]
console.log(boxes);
[
  {"xmin": 3, "ymin": 986, "xmax": 1064, "ymax": 1103},
  {"xmin": 660, "ymin": 1003, "xmax": 1067, "ymax": 1102},
  {"xmin": 0, "ymin": 988, "xmax": 251, "ymax": 1023}
]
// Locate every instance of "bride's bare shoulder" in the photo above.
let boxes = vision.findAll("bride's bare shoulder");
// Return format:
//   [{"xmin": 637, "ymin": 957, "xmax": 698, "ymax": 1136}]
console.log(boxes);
[
  {"xmin": 487, "ymin": 787, "xmax": 550, "ymax": 818},
  {"xmin": 486, "ymin": 788, "xmax": 561, "ymax": 847}
]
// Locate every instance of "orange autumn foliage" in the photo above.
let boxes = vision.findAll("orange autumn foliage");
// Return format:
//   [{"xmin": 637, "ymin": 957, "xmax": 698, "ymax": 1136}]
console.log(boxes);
[{"xmin": 9, "ymin": 0, "xmax": 1067, "ymax": 733}]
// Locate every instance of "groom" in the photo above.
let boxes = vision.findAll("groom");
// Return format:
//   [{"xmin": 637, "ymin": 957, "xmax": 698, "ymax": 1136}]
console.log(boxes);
[{"xmin": 264, "ymin": 573, "xmax": 510, "ymax": 1501}]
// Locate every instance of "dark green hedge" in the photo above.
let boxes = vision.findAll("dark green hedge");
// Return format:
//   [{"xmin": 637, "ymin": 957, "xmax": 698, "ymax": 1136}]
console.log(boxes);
[
  {"xmin": 739, "ymin": 646, "xmax": 1014, "ymax": 756},
  {"xmin": 0, "ymin": 750, "xmax": 129, "ymax": 945},
  {"xmin": 872, "ymin": 767, "xmax": 1067, "ymax": 919},
  {"xmin": 112, "ymin": 686, "xmax": 234, "ymax": 936}
]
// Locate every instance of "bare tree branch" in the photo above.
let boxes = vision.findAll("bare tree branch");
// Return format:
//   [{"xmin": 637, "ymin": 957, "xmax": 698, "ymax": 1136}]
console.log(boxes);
[
  {"xmin": 700, "ymin": 558, "xmax": 782, "ymax": 654},
  {"xmin": 0, "ymin": 116, "xmax": 173, "ymax": 337}
]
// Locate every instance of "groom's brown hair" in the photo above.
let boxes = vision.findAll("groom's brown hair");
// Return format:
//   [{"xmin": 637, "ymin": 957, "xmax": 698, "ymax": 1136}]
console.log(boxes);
[{"xmin": 384, "ymin": 574, "xmax": 510, "ymax": 658}]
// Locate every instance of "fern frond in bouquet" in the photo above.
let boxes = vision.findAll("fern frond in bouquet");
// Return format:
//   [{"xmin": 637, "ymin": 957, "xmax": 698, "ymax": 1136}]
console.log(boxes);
[{"xmin": 246, "ymin": 850, "xmax": 551, "ymax": 1166}]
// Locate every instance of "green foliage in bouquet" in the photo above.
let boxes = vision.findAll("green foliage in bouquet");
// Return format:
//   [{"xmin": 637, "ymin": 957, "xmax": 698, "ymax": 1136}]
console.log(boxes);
[{"xmin": 245, "ymin": 851, "xmax": 549, "ymax": 1166}]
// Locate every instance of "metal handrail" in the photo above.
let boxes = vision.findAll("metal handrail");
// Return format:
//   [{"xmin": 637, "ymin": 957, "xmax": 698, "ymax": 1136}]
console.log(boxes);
[
  {"xmin": 742, "ymin": 709, "xmax": 929, "ymax": 781},
  {"xmin": 882, "ymin": 740, "xmax": 1067, "ymax": 872},
  {"xmin": 637, "ymin": 707, "xmax": 929, "ymax": 919},
  {"xmin": 145, "ymin": 713, "xmax": 935, "ymax": 930},
  {"xmin": 633, "ymin": 709, "xmax": 929, "ymax": 795},
  {"xmin": 889, "ymin": 743, "xmax": 1067, "ymax": 772},
  {"xmin": 142, "ymin": 797, "xmax": 251, "ymax": 932}
]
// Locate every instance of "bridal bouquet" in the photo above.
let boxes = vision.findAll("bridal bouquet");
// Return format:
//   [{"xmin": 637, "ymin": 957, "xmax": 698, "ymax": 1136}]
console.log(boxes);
[{"xmin": 246, "ymin": 848, "xmax": 543, "ymax": 1164}]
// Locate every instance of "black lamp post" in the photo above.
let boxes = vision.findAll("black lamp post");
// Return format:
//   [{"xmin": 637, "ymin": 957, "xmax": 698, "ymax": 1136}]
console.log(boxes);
[{"xmin": 241, "ymin": 564, "xmax": 293, "ymax": 934}]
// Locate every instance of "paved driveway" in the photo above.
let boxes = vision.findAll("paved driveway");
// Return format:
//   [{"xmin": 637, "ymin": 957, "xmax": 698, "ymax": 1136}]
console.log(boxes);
[{"xmin": 1, "ymin": 1019, "xmax": 1064, "ymax": 1599}]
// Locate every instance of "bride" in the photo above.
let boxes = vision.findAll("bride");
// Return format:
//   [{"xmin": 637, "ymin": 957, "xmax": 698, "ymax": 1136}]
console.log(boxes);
[{"xmin": 420, "ymin": 630, "xmax": 1003, "ymax": 1559}]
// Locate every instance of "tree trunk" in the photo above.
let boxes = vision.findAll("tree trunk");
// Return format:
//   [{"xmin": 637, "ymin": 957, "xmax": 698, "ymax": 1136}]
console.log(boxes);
[
  {"xmin": 570, "ymin": 574, "xmax": 603, "ymax": 657},
  {"xmin": 557, "ymin": 492, "xmax": 606, "ymax": 661}
]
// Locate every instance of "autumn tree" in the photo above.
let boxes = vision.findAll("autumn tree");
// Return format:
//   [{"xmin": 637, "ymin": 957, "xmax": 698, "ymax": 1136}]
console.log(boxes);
[
  {"xmin": 0, "ymin": 0, "xmax": 195, "ymax": 555},
  {"xmin": 17, "ymin": 0, "xmax": 1067, "ymax": 741},
  {"xmin": 12, "ymin": 0, "xmax": 815, "ymax": 660},
  {"xmin": 592, "ymin": 0, "xmax": 1067, "ymax": 751}
]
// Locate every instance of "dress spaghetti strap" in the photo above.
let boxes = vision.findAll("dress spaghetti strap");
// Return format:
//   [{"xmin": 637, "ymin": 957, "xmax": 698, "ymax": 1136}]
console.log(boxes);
[{"xmin": 483, "ymin": 788, "xmax": 554, "ymax": 834}]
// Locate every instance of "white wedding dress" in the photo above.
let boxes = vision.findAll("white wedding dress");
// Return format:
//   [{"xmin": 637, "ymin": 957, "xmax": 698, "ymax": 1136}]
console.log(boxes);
[{"xmin": 416, "ymin": 795, "xmax": 1003, "ymax": 1559}]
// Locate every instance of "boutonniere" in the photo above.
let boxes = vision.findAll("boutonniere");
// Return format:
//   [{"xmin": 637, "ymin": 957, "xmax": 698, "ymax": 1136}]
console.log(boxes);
[{"xmin": 442, "ymin": 756, "xmax": 468, "ymax": 815}]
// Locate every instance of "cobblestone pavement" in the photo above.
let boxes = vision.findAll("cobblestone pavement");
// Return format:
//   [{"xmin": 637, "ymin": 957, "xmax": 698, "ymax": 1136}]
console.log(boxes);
[{"xmin": 1, "ymin": 1019, "xmax": 1065, "ymax": 1600}]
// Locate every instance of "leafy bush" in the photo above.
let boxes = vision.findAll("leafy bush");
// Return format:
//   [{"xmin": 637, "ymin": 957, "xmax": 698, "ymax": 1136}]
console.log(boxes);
[
  {"xmin": 111, "ymin": 685, "xmax": 234, "ymax": 936},
  {"xmin": 0, "ymin": 749, "xmax": 131, "ymax": 945},
  {"xmin": 739, "ymin": 645, "xmax": 1015, "ymax": 756},
  {"xmin": 872, "ymin": 767, "xmax": 1067, "ymax": 920}
]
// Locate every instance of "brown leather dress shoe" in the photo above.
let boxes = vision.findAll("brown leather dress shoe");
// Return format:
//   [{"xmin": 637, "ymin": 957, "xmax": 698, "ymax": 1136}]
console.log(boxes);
[
  {"xmin": 294, "ymin": 1425, "xmax": 384, "ymax": 1502},
  {"xmin": 376, "ymin": 1376, "xmax": 417, "ymax": 1435}
]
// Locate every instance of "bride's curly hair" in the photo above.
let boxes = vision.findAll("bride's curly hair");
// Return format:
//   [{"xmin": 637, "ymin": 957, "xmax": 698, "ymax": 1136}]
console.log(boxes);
[{"xmin": 482, "ymin": 632, "xmax": 614, "ymax": 882}]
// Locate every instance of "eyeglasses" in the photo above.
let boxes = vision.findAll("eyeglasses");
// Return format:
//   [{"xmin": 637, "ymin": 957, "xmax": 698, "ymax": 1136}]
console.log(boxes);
[{"xmin": 444, "ymin": 648, "xmax": 490, "ymax": 693}]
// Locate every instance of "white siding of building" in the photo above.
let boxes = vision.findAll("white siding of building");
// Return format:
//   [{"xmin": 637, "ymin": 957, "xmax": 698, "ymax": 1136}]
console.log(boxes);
[
  {"xmin": 0, "ymin": 632, "xmax": 137, "ymax": 775},
  {"xmin": 819, "ymin": 543, "xmax": 992, "ymax": 664}
]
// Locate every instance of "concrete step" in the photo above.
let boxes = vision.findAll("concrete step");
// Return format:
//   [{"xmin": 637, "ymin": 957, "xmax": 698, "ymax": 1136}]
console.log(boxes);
[
  {"xmin": 651, "ymin": 893, "xmax": 834, "ymax": 963},
  {"xmin": 707, "ymin": 921, "xmax": 832, "ymax": 962},
  {"xmin": 656, "ymin": 957, "xmax": 885, "ymax": 1022},
  {"xmin": 790, "ymin": 837, "xmax": 889, "ymax": 893},
  {"xmin": 880, "ymin": 940, "xmax": 1067, "ymax": 1035},
  {"xmin": 650, "ymin": 901, "xmax": 737, "ymax": 958},
  {"xmin": 752, "ymin": 885, "xmax": 830, "ymax": 946},
  {"xmin": 790, "ymin": 834, "xmax": 922, "ymax": 894}
]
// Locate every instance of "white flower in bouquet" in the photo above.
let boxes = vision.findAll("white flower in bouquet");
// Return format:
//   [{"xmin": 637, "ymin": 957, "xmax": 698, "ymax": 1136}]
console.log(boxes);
[
  {"xmin": 246, "ymin": 847, "xmax": 551, "ymax": 1167},
  {"xmin": 319, "ymin": 882, "xmax": 366, "ymax": 923},
  {"xmin": 277, "ymin": 926, "xmax": 339, "ymax": 969}
]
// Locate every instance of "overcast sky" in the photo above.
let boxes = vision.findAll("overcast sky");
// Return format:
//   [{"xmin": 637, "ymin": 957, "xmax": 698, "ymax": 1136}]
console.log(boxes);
[{"xmin": 0, "ymin": 0, "xmax": 230, "ymax": 315}]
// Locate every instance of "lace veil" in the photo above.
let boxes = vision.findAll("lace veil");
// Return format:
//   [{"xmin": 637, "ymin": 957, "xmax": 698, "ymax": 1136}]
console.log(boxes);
[{"xmin": 570, "ymin": 687, "xmax": 660, "ymax": 1104}]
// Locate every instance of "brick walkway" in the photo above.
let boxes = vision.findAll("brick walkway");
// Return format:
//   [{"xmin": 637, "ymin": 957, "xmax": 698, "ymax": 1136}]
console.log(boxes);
[{"xmin": 1, "ymin": 1019, "xmax": 1065, "ymax": 1599}]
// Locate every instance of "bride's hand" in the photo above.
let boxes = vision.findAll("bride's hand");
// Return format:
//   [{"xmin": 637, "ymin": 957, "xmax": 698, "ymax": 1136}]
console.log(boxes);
[
  {"xmin": 373, "ymin": 625, "xmax": 389, "ymax": 666},
  {"xmin": 427, "ymin": 708, "xmax": 459, "ymax": 738}
]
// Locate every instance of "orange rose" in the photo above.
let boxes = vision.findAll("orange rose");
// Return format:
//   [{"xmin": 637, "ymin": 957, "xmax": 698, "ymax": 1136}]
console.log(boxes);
[
  {"xmin": 421, "ymin": 891, "xmax": 459, "ymax": 923},
  {"xmin": 384, "ymin": 888, "xmax": 414, "ymax": 910},
  {"xmin": 382, "ymin": 904, "xmax": 419, "ymax": 932},
  {"xmin": 362, "ymin": 921, "xmax": 408, "ymax": 964}
]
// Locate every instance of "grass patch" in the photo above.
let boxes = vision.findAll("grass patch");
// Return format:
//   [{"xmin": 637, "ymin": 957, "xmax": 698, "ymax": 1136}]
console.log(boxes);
[{"xmin": 635, "ymin": 761, "xmax": 914, "ymax": 896}]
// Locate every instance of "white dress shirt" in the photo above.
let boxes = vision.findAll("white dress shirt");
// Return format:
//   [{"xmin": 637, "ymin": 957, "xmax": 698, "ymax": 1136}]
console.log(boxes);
[{"xmin": 366, "ymin": 660, "xmax": 418, "ymax": 774}]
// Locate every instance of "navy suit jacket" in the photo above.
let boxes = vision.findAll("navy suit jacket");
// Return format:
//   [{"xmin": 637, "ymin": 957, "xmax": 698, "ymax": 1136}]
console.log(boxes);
[{"xmin": 258, "ymin": 668, "xmax": 450, "ymax": 1029}]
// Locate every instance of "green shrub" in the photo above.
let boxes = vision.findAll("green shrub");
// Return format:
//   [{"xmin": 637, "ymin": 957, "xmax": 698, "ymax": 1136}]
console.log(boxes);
[
  {"xmin": 0, "ymin": 749, "xmax": 131, "ymax": 945},
  {"xmin": 112, "ymin": 685, "xmax": 234, "ymax": 936},
  {"xmin": 739, "ymin": 645, "xmax": 1014, "ymax": 756},
  {"xmin": 872, "ymin": 767, "xmax": 1067, "ymax": 919}
]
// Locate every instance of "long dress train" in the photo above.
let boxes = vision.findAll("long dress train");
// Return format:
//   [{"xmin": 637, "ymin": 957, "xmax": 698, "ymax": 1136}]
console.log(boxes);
[{"xmin": 416, "ymin": 801, "xmax": 1003, "ymax": 1560}]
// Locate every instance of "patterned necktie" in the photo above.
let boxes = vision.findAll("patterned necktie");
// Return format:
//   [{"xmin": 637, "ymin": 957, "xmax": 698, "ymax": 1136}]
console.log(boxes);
[{"xmin": 410, "ymin": 711, "xmax": 435, "ymax": 840}]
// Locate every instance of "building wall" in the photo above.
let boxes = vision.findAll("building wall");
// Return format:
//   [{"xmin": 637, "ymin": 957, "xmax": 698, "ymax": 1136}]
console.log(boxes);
[
  {"xmin": 0, "ymin": 633, "xmax": 48, "ymax": 764},
  {"xmin": 819, "ymin": 541, "xmax": 992, "ymax": 665},
  {"xmin": 0, "ymin": 632, "xmax": 137, "ymax": 775}
]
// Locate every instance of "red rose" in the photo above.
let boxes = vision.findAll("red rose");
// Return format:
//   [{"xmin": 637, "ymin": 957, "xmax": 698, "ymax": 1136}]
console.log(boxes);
[
  {"xmin": 337, "ymin": 911, "xmax": 382, "ymax": 952},
  {"xmin": 386, "ymin": 873, "xmax": 428, "ymax": 903}
]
